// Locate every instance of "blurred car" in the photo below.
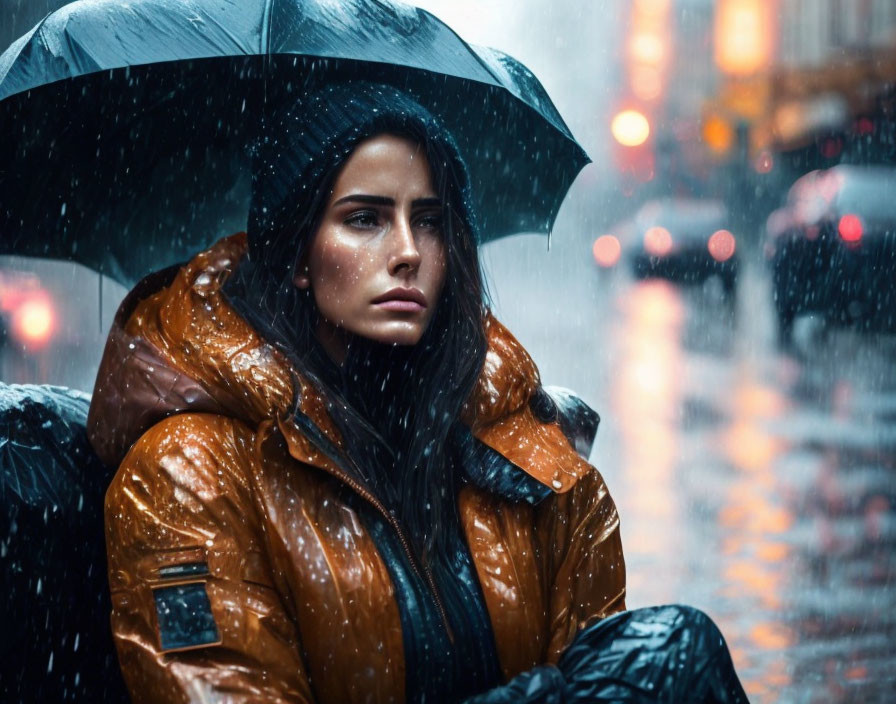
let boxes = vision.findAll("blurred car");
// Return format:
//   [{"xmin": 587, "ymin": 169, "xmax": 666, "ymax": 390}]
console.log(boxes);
[
  {"xmin": 764, "ymin": 165, "xmax": 896, "ymax": 341},
  {"xmin": 595, "ymin": 198, "xmax": 738, "ymax": 297}
]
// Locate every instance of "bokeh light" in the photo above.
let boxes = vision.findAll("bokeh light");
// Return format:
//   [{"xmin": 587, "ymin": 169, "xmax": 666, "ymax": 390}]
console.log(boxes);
[
  {"xmin": 714, "ymin": 0, "xmax": 775, "ymax": 76},
  {"xmin": 643, "ymin": 225, "xmax": 672, "ymax": 256},
  {"xmin": 703, "ymin": 115, "xmax": 735, "ymax": 153},
  {"xmin": 708, "ymin": 229, "xmax": 737, "ymax": 262},
  {"xmin": 12, "ymin": 296, "xmax": 55, "ymax": 348},
  {"xmin": 838, "ymin": 214, "xmax": 863, "ymax": 243},
  {"xmin": 592, "ymin": 235, "xmax": 622, "ymax": 268},
  {"xmin": 611, "ymin": 109, "xmax": 651, "ymax": 146}
]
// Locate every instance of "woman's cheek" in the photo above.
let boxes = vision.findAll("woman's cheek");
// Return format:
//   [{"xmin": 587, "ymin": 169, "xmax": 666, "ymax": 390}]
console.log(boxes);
[
  {"xmin": 426, "ymin": 239, "xmax": 448, "ymax": 298},
  {"xmin": 311, "ymin": 235, "xmax": 367, "ymax": 316}
]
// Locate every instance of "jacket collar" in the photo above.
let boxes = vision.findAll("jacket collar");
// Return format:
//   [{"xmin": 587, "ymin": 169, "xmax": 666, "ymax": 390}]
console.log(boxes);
[{"xmin": 88, "ymin": 233, "xmax": 592, "ymax": 499}]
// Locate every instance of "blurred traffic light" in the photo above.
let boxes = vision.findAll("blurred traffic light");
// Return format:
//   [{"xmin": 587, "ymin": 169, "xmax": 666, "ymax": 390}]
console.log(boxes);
[
  {"xmin": 627, "ymin": 0, "xmax": 671, "ymax": 103},
  {"xmin": 612, "ymin": 109, "xmax": 651, "ymax": 147},
  {"xmin": 714, "ymin": 0, "xmax": 775, "ymax": 76},
  {"xmin": 702, "ymin": 115, "xmax": 735, "ymax": 155},
  {"xmin": 611, "ymin": 108, "xmax": 655, "ymax": 182}
]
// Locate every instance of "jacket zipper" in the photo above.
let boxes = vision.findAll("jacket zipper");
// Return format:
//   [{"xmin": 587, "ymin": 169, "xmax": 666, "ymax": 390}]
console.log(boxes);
[
  {"xmin": 323, "ymin": 466, "xmax": 455, "ymax": 643},
  {"xmin": 288, "ymin": 417, "xmax": 455, "ymax": 643}
]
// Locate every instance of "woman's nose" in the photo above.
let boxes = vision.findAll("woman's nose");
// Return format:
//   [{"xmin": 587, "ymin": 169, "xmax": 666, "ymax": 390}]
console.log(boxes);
[{"xmin": 387, "ymin": 217, "xmax": 422, "ymax": 275}]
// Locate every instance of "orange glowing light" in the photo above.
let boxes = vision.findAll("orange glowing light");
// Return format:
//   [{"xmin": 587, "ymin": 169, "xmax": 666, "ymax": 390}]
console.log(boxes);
[
  {"xmin": 629, "ymin": 33, "xmax": 665, "ymax": 65},
  {"xmin": 838, "ymin": 214, "xmax": 863, "ymax": 243},
  {"xmin": 749, "ymin": 622, "xmax": 794, "ymax": 651},
  {"xmin": 592, "ymin": 235, "xmax": 622, "ymax": 268},
  {"xmin": 611, "ymin": 110, "xmax": 650, "ymax": 147},
  {"xmin": 708, "ymin": 229, "xmax": 736, "ymax": 262},
  {"xmin": 703, "ymin": 115, "xmax": 735, "ymax": 154},
  {"xmin": 757, "ymin": 542, "xmax": 789, "ymax": 563},
  {"xmin": 725, "ymin": 561, "xmax": 779, "ymax": 596},
  {"xmin": 12, "ymin": 297, "xmax": 55, "ymax": 348},
  {"xmin": 633, "ymin": 0, "xmax": 671, "ymax": 16},
  {"xmin": 714, "ymin": 0, "xmax": 774, "ymax": 76},
  {"xmin": 724, "ymin": 421, "xmax": 783, "ymax": 473},
  {"xmin": 643, "ymin": 226, "xmax": 672, "ymax": 256}
]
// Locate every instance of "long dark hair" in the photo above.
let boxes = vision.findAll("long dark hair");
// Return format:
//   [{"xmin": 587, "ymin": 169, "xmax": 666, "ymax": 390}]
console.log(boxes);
[{"xmin": 227, "ymin": 91, "xmax": 487, "ymax": 561}]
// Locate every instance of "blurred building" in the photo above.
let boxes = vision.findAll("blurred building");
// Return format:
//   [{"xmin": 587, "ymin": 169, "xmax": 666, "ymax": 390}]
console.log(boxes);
[
  {"xmin": 705, "ymin": 0, "xmax": 896, "ymax": 166},
  {"xmin": 777, "ymin": 0, "xmax": 896, "ymax": 67},
  {"xmin": 610, "ymin": 0, "xmax": 896, "ymax": 235}
]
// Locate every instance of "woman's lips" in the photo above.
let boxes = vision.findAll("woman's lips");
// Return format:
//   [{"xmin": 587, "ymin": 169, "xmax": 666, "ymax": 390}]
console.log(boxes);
[
  {"xmin": 371, "ymin": 288, "xmax": 427, "ymax": 312},
  {"xmin": 374, "ymin": 299, "xmax": 426, "ymax": 312}
]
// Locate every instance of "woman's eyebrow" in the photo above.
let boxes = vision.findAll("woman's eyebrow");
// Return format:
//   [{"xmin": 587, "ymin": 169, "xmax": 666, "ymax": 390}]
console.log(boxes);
[
  {"xmin": 332, "ymin": 194, "xmax": 392, "ymax": 207},
  {"xmin": 331, "ymin": 194, "xmax": 441, "ymax": 208}
]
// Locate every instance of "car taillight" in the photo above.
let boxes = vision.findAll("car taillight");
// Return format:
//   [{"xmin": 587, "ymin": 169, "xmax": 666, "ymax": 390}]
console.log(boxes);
[
  {"xmin": 708, "ymin": 229, "xmax": 736, "ymax": 262},
  {"xmin": 593, "ymin": 235, "xmax": 621, "ymax": 268},
  {"xmin": 838, "ymin": 214, "xmax": 863, "ymax": 243},
  {"xmin": 644, "ymin": 226, "xmax": 672, "ymax": 256}
]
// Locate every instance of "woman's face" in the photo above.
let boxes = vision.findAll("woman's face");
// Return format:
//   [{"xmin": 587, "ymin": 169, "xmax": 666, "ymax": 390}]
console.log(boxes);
[{"xmin": 298, "ymin": 134, "xmax": 447, "ymax": 359}]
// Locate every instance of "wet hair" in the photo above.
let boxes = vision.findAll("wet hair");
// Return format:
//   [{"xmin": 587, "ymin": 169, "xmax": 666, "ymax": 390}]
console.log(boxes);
[{"xmin": 227, "ymin": 84, "xmax": 487, "ymax": 561}]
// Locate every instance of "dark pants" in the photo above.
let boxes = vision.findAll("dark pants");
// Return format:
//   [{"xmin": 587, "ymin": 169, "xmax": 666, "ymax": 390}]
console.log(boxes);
[{"xmin": 466, "ymin": 605, "xmax": 749, "ymax": 704}]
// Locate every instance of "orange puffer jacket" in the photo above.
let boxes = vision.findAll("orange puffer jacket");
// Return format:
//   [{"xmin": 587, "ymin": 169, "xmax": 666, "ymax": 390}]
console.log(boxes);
[{"xmin": 89, "ymin": 233, "xmax": 625, "ymax": 703}]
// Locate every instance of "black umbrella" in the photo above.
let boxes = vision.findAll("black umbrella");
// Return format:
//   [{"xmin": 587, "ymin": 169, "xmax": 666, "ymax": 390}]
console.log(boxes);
[{"xmin": 0, "ymin": 0, "xmax": 589, "ymax": 286}]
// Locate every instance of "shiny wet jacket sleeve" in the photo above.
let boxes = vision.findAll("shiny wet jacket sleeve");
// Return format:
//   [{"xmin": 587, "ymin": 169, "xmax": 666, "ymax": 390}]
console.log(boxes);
[
  {"xmin": 104, "ymin": 413, "xmax": 314, "ymax": 703},
  {"xmin": 536, "ymin": 466, "xmax": 627, "ymax": 663}
]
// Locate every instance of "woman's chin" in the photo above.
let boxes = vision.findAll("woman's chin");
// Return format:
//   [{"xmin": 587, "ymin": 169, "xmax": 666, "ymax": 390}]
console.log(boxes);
[{"xmin": 356, "ymin": 321, "xmax": 426, "ymax": 347}]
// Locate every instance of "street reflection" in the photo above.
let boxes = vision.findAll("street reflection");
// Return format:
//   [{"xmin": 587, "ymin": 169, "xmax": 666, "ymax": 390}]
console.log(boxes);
[
  {"xmin": 718, "ymin": 373, "xmax": 795, "ymax": 701},
  {"xmin": 611, "ymin": 281, "xmax": 684, "ymax": 596},
  {"xmin": 604, "ymin": 265, "xmax": 896, "ymax": 704}
]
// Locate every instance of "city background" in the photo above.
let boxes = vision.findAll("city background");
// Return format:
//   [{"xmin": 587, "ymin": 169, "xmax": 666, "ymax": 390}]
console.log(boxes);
[{"xmin": 2, "ymin": 1, "xmax": 895, "ymax": 702}]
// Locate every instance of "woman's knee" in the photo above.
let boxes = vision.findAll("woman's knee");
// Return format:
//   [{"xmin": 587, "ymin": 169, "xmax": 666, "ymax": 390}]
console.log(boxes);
[
  {"xmin": 671, "ymin": 604, "xmax": 724, "ymax": 638},
  {"xmin": 625, "ymin": 604, "xmax": 725, "ymax": 643},
  {"xmin": 666, "ymin": 603, "xmax": 716, "ymax": 625}
]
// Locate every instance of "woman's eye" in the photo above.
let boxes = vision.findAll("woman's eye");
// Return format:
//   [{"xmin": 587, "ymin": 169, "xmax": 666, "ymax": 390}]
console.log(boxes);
[
  {"xmin": 416, "ymin": 213, "xmax": 443, "ymax": 230},
  {"xmin": 345, "ymin": 211, "xmax": 379, "ymax": 229}
]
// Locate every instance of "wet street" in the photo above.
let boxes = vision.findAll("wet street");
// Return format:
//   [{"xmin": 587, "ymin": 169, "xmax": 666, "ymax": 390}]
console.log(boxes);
[{"xmin": 484, "ymin": 235, "xmax": 896, "ymax": 704}]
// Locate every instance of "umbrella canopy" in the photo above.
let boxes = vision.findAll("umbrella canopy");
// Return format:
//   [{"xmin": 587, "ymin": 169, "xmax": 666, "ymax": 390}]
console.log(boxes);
[{"xmin": 0, "ymin": 0, "xmax": 589, "ymax": 286}]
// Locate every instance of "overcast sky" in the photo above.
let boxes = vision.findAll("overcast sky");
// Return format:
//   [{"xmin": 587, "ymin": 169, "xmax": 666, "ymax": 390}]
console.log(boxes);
[{"xmin": 413, "ymin": 0, "xmax": 622, "ymax": 168}]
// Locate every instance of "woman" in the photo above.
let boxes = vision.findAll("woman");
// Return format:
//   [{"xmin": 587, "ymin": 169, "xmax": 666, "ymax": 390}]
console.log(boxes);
[{"xmin": 89, "ymin": 82, "xmax": 747, "ymax": 703}]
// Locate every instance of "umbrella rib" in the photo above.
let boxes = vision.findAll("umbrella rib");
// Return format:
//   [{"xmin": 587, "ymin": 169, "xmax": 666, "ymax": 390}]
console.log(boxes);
[
  {"xmin": 414, "ymin": 8, "xmax": 504, "ymax": 88},
  {"xmin": 33, "ymin": 12, "xmax": 54, "ymax": 52},
  {"xmin": 262, "ymin": 0, "xmax": 275, "ymax": 56},
  {"xmin": 261, "ymin": 0, "xmax": 276, "ymax": 111}
]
